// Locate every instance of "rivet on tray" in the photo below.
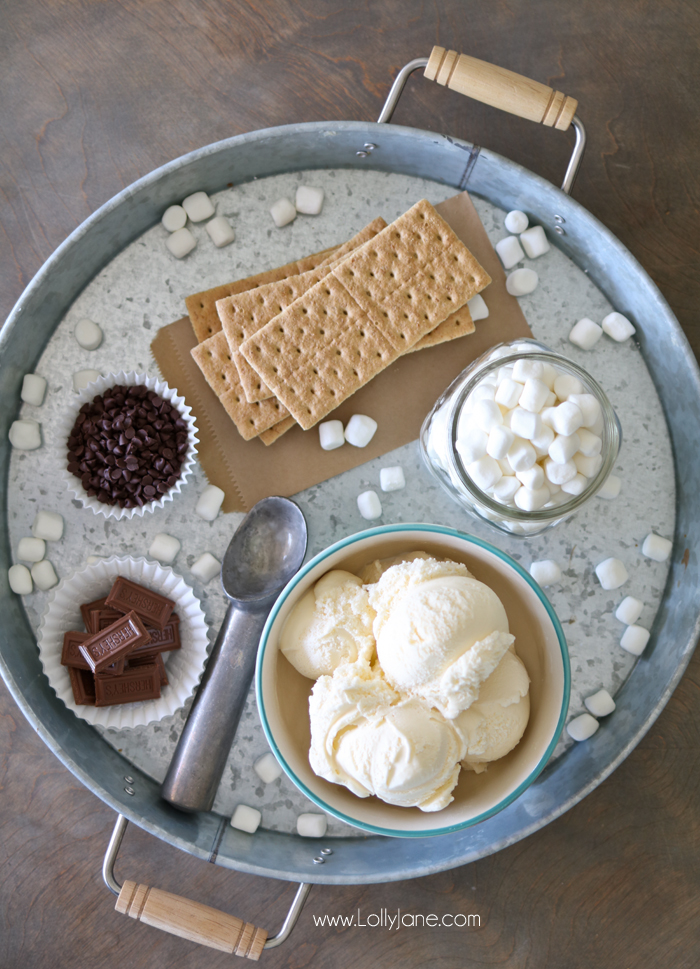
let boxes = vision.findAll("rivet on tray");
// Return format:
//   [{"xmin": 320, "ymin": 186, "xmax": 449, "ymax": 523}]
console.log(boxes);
[
  {"xmin": 320, "ymin": 848, "xmax": 333, "ymax": 855},
  {"xmin": 313, "ymin": 856, "xmax": 325, "ymax": 865},
  {"xmin": 356, "ymin": 151, "xmax": 369, "ymax": 158},
  {"xmin": 124, "ymin": 786, "xmax": 135, "ymax": 796},
  {"xmin": 554, "ymin": 215, "xmax": 566, "ymax": 223},
  {"xmin": 363, "ymin": 143, "xmax": 377, "ymax": 151},
  {"xmin": 124, "ymin": 775, "xmax": 134, "ymax": 783},
  {"xmin": 554, "ymin": 226, "xmax": 566, "ymax": 235}
]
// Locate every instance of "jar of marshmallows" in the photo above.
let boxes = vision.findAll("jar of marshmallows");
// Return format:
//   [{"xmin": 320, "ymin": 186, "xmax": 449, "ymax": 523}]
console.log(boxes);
[{"xmin": 420, "ymin": 339, "xmax": 622, "ymax": 536}]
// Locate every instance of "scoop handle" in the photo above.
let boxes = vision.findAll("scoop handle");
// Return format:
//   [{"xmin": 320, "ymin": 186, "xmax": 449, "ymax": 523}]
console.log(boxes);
[
  {"xmin": 424, "ymin": 46, "xmax": 578, "ymax": 130},
  {"xmin": 161, "ymin": 601, "xmax": 269, "ymax": 812}
]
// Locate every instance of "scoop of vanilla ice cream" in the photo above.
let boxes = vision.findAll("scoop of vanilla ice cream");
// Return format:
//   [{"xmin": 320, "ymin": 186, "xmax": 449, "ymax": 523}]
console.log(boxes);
[
  {"xmin": 367, "ymin": 557, "xmax": 515, "ymax": 719},
  {"xmin": 455, "ymin": 649, "xmax": 530, "ymax": 773},
  {"xmin": 357, "ymin": 550, "xmax": 435, "ymax": 585},
  {"xmin": 280, "ymin": 570, "xmax": 375, "ymax": 679},
  {"xmin": 309, "ymin": 661, "xmax": 463, "ymax": 811}
]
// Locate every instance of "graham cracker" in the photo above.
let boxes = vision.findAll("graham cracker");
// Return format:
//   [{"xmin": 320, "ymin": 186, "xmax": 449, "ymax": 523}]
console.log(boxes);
[
  {"xmin": 239, "ymin": 200, "xmax": 490, "ymax": 429},
  {"xmin": 191, "ymin": 331, "xmax": 289, "ymax": 440},
  {"xmin": 185, "ymin": 245, "xmax": 340, "ymax": 343},
  {"xmin": 215, "ymin": 217, "xmax": 389, "ymax": 403},
  {"xmin": 410, "ymin": 303, "xmax": 475, "ymax": 351},
  {"xmin": 258, "ymin": 415, "xmax": 296, "ymax": 446}
]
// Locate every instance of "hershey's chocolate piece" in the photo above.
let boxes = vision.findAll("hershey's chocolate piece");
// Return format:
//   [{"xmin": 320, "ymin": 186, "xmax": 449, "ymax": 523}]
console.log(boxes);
[
  {"xmin": 93, "ymin": 607, "xmax": 129, "ymax": 632},
  {"xmin": 80, "ymin": 596, "xmax": 109, "ymax": 631},
  {"xmin": 94, "ymin": 663, "xmax": 161, "ymax": 706},
  {"xmin": 68, "ymin": 666, "xmax": 96, "ymax": 705},
  {"xmin": 78, "ymin": 610, "xmax": 150, "ymax": 673},
  {"xmin": 105, "ymin": 576, "xmax": 175, "ymax": 630},
  {"xmin": 129, "ymin": 651, "xmax": 168, "ymax": 686},
  {"xmin": 129, "ymin": 614, "xmax": 181, "ymax": 660},
  {"xmin": 62, "ymin": 629, "xmax": 125, "ymax": 675}
]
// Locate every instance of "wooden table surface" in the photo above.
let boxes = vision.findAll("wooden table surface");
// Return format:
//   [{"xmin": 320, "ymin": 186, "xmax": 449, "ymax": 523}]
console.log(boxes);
[{"xmin": 2, "ymin": 2, "xmax": 700, "ymax": 966}]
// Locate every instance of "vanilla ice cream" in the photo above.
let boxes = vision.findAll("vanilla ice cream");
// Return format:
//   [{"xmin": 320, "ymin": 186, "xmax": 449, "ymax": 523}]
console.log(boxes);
[
  {"xmin": 367, "ymin": 557, "xmax": 515, "ymax": 719},
  {"xmin": 280, "ymin": 570, "xmax": 375, "ymax": 679},
  {"xmin": 309, "ymin": 662, "xmax": 463, "ymax": 811},
  {"xmin": 455, "ymin": 648, "xmax": 530, "ymax": 772}
]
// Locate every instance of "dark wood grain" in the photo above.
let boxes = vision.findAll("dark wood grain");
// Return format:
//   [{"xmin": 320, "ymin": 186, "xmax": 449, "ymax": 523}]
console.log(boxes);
[{"xmin": 2, "ymin": 1, "xmax": 700, "ymax": 966}]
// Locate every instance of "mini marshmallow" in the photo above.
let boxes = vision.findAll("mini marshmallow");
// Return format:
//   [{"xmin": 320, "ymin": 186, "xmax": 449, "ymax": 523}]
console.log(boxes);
[
  {"xmin": 74, "ymin": 318, "xmax": 103, "ymax": 350},
  {"xmin": 615, "ymin": 596, "xmax": 644, "ymax": 625},
  {"xmin": 495, "ymin": 377, "xmax": 523, "ymax": 410},
  {"xmin": 544, "ymin": 457, "xmax": 578, "ymax": 485},
  {"xmin": 486, "ymin": 425, "xmax": 515, "ymax": 460},
  {"xmin": 576, "ymin": 428, "xmax": 603, "ymax": 457},
  {"xmin": 516, "ymin": 465, "xmax": 545, "ymax": 490},
  {"xmin": 166, "ymin": 227, "xmax": 197, "ymax": 258},
  {"xmin": 467, "ymin": 293, "xmax": 489, "ymax": 321},
  {"xmin": 620, "ymin": 624, "xmax": 650, "ymax": 656},
  {"xmin": 21, "ymin": 373, "xmax": 48, "ymax": 406},
  {"xmin": 31, "ymin": 560, "xmax": 58, "ymax": 591},
  {"xmin": 230, "ymin": 804, "xmax": 261, "ymax": 834},
  {"xmin": 17, "ymin": 537, "xmax": 45, "ymax": 562},
  {"xmin": 585, "ymin": 689, "xmax": 616, "ymax": 718},
  {"xmin": 642, "ymin": 532, "xmax": 673, "ymax": 562},
  {"xmin": 561, "ymin": 473, "xmax": 588, "ymax": 496},
  {"xmin": 149, "ymin": 533, "xmax": 181, "ymax": 565},
  {"xmin": 471, "ymin": 399, "xmax": 503, "ymax": 433},
  {"xmin": 569, "ymin": 317, "xmax": 603, "ymax": 351},
  {"xmin": 568, "ymin": 394, "xmax": 600, "ymax": 428},
  {"xmin": 9, "ymin": 419, "xmax": 41, "ymax": 450},
  {"xmin": 318, "ymin": 420, "xmax": 345, "ymax": 450},
  {"xmin": 191, "ymin": 552, "xmax": 221, "ymax": 583},
  {"xmin": 467, "ymin": 456, "xmax": 502, "ymax": 491},
  {"xmin": 514, "ymin": 485, "xmax": 550, "ymax": 511},
  {"xmin": 529, "ymin": 559, "xmax": 561, "ymax": 586},
  {"xmin": 567, "ymin": 713, "xmax": 599, "ymax": 741},
  {"xmin": 270, "ymin": 197, "xmax": 296, "ymax": 227},
  {"xmin": 530, "ymin": 423, "xmax": 555, "ymax": 456},
  {"xmin": 543, "ymin": 390, "xmax": 557, "ymax": 409},
  {"xmin": 602, "ymin": 311, "xmax": 636, "ymax": 342},
  {"xmin": 519, "ymin": 378, "xmax": 550, "ymax": 413},
  {"xmin": 195, "ymin": 484, "xmax": 225, "ymax": 521},
  {"xmin": 519, "ymin": 225, "xmax": 550, "ymax": 259},
  {"xmin": 297, "ymin": 813, "xmax": 328, "ymax": 838},
  {"xmin": 467, "ymin": 383, "xmax": 496, "ymax": 406},
  {"xmin": 507, "ymin": 437, "xmax": 537, "ymax": 472},
  {"xmin": 504, "ymin": 210, "xmax": 529, "ymax": 234},
  {"xmin": 182, "ymin": 191, "xmax": 215, "ymax": 222},
  {"xmin": 495, "ymin": 235, "xmax": 525, "ymax": 269},
  {"xmin": 492, "ymin": 476, "xmax": 520, "ymax": 502},
  {"xmin": 548, "ymin": 432, "xmax": 580, "ymax": 464},
  {"xmin": 512, "ymin": 358, "xmax": 546, "ymax": 383},
  {"xmin": 553, "ymin": 374, "xmax": 584, "ymax": 399},
  {"xmin": 357, "ymin": 491, "xmax": 382, "ymax": 520},
  {"xmin": 380, "ymin": 466, "xmax": 406, "ymax": 492},
  {"xmin": 345, "ymin": 414, "xmax": 378, "ymax": 447},
  {"xmin": 456, "ymin": 428, "xmax": 488, "ymax": 464},
  {"xmin": 540, "ymin": 406, "xmax": 557, "ymax": 428},
  {"xmin": 550, "ymin": 401, "xmax": 584, "ymax": 436},
  {"xmin": 589, "ymin": 411, "xmax": 605, "ymax": 436},
  {"xmin": 597, "ymin": 474, "xmax": 621, "ymax": 500},
  {"xmin": 540, "ymin": 363, "xmax": 558, "ymax": 390},
  {"xmin": 73, "ymin": 369, "xmax": 101, "ymax": 392},
  {"xmin": 205, "ymin": 216, "xmax": 235, "ymax": 247},
  {"xmin": 32, "ymin": 510, "xmax": 63, "ymax": 541},
  {"xmin": 295, "ymin": 185, "xmax": 324, "ymax": 215},
  {"xmin": 510, "ymin": 407, "xmax": 542, "ymax": 441},
  {"xmin": 573, "ymin": 452, "xmax": 603, "ymax": 478},
  {"xmin": 161, "ymin": 204, "xmax": 187, "ymax": 232},
  {"xmin": 254, "ymin": 752, "xmax": 283, "ymax": 784},
  {"xmin": 8, "ymin": 564, "xmax": 32, "ymax": 595},
  {"xmin": 595, "ymin": 557, "xmax": 629, "ymax": 590},
  {"xmin": 505, "ymin": 268, "xmax": 538, "ymax": 296}
]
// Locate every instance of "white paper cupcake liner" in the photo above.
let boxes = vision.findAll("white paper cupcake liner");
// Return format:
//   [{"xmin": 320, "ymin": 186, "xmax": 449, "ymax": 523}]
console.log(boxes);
[
  {"xmin": 37, "ymin": 556, "xmax": 209, "ymax": 729},
  {"xmin": 58, "ymin": 370, "xmax": 199, "ymax": 520}
]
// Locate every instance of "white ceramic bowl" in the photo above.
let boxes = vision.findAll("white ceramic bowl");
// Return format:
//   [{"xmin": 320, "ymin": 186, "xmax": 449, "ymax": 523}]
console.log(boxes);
[{"xmin": 256, "ymin": 523, "xmax": 570, "ymax": 838}]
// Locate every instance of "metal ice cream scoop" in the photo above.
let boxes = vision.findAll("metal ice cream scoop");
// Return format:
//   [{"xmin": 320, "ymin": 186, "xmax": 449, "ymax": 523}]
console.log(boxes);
[{"xmin": 161, "ymin": 495, "xmax": 307, "ymax": 812}]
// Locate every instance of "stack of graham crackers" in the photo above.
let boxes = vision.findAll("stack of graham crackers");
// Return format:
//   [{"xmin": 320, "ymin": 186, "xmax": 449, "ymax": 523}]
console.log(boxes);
[{"xmin": 187, "ymin": 199, "xmax": 491, "ymax": 445}]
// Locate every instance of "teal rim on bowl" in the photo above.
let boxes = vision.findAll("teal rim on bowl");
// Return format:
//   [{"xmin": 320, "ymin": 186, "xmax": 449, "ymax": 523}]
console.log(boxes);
[{"xmin": 255, "ymin": 523, "xmax": 571, "ymax": 838}]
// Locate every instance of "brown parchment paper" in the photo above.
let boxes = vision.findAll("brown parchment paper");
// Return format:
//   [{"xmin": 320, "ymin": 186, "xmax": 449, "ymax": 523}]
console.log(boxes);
[{"xmin": 151, "ymin": 191, "xmax": 532, "ymax": 513}]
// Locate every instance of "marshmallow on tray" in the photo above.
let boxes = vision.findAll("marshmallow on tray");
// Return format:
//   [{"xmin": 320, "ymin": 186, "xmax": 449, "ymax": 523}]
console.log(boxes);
[
  {"xmin": 620, "ymin": 624, "xmax": 650, "ymax": 656},
  {"xmin": 21, "ymin": 374, "xmax": 47, "ymax": 406},
  {"xmin": 31, "ymin": 560, "xmax": 58, "ymax": 591},
  {"xmin": 529, "ymin": 560, "xmax": 562, "ymax": 586},
  {"xmin": 297, "ymin": 813, "xmax": 328, "ymax": 838},
  {"xmin": 205, "ymin": 216, "xmax": 235, "ymax": 248},
  {"xmin": 357, "ymin": 491, "xmax": 382, "ymax": 520},
  {"xmin": 319, "ymin": 420, "xmax": 345, "ymax": 451},
  {"xmin": 344, "ymin": 414, "xmax": 377, "ymax": 448},
  {"xmin": 602, "ymin": 312, "xmax": 636, "ymax": 342},
  {"xmin": 569, "ymin": 317, "xmax": 603, "ymax": 351},
  {"xmin": 567, "ymin": 713, "xmax": 599, "ymax": 741},
  {"xmin": 73, "ymin": 369, "xmax": 101, "ymax": 392},
  {"xmin": 295, "ymin": 186, "xmax": 324, "ymax": 215},
  {"xmin": 615, "ymin": 596, "xmax": 644, "ymax": 625},
  {"xmin": 597, "ymin": 475, "xmax": 621, "ymax": 500},
  {"xmin": 585, "ymin": 689, "xmax": 616, "ymax": 717},
  {"xmin": 195, "ymin": 484, "xmax": 225, "ymax": 521},
  {"xmin": 230, "ymin": 804, "xmax": 261, "ymax": 834},
  {"xmin": 519, "ymin": 225, "xmax": 550, "ymax": 259},
  {"xmin": 17, "ymin": 537, "xmax": 45, "ymax": 562},
  {"xmin": 642, "ymin": 532, "xmax": 672, "ymax": 562},
  {"xmin": 495, "ymin": 236, "xmax": 525, "ymax": 270},
  {"xmin": 254, "ymin": 752, "xmax": 283, "ymax": 784},
  {"xmin": 190, "ymin": 552, "xmax": 221, "ymax": 583},
  {"xmin": 270, "ymin": 198, "xmax": 296, "ymax": 227},
  {"xmin": 74, "ymin": 318, "xmax": 103, "ymax": 350},
  {"xmin": 504, "ymin": 210, "xmax": 529, "ymax": 234},
  {"xmin": 9, "ymin": 419, "xmax": 41, "ymax": 450},
  {"xmin": 161, "ymin": 204, "xmax": 187, "ymax": 232},
  {"xmin": 8, "ymin": 564, "xmax": 32, "ymax": 595},
  {"xmin": 467, "ymin": 294, "xmax": 489, "ymax": 321},
  {"xmin": 380, "ymin": 466, "xmax": 405, "ymax": 492},
  {"xmin": 182, "ymin": 191, "xmax": 215, "ymax": 222},
  {"xmin": 149, "ymin": 533, "xmax": 181, "ymax": 565},
  {"xmin": 505, "ymin": 268, "xmax": 538, "ymax": 296},
  {"xmin": 32, "ymin": 511, "xmax": 64, "ymax": 542},
  {"xmin": 595, "ymin": 557, "xmax": 628, "ymax": 590},
  {"xmin": 166, "ymin": 227, "xmax": 197, "ymax": 259}
]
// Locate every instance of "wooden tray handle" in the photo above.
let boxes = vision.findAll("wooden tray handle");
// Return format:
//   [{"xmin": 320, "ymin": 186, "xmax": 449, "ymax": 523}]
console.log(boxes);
[
  {"xmin": 424, "ymin": 46, "xmax": 578, "ymax": 130},
  {"xmin": 116, "ymin": 879, "xmax": 268, "ymax": 959}
]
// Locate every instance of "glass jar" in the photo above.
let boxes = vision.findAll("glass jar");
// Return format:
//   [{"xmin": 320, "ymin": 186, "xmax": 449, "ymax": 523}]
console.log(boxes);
[{"xmin": 420, "ymin": 339, "xmax": 622, "ymax": 536}]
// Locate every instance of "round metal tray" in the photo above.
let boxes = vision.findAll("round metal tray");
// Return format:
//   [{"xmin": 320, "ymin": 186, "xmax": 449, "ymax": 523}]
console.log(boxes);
[{"xmin": 1, "ymin": 120, "xmax": 699, "ymax": 887}]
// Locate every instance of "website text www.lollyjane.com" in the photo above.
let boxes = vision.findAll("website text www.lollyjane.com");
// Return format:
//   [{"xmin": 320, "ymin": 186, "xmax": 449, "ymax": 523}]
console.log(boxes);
[{"xmin": 312, "ymin": 909, "xmax": 480, "ymax": 930}]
